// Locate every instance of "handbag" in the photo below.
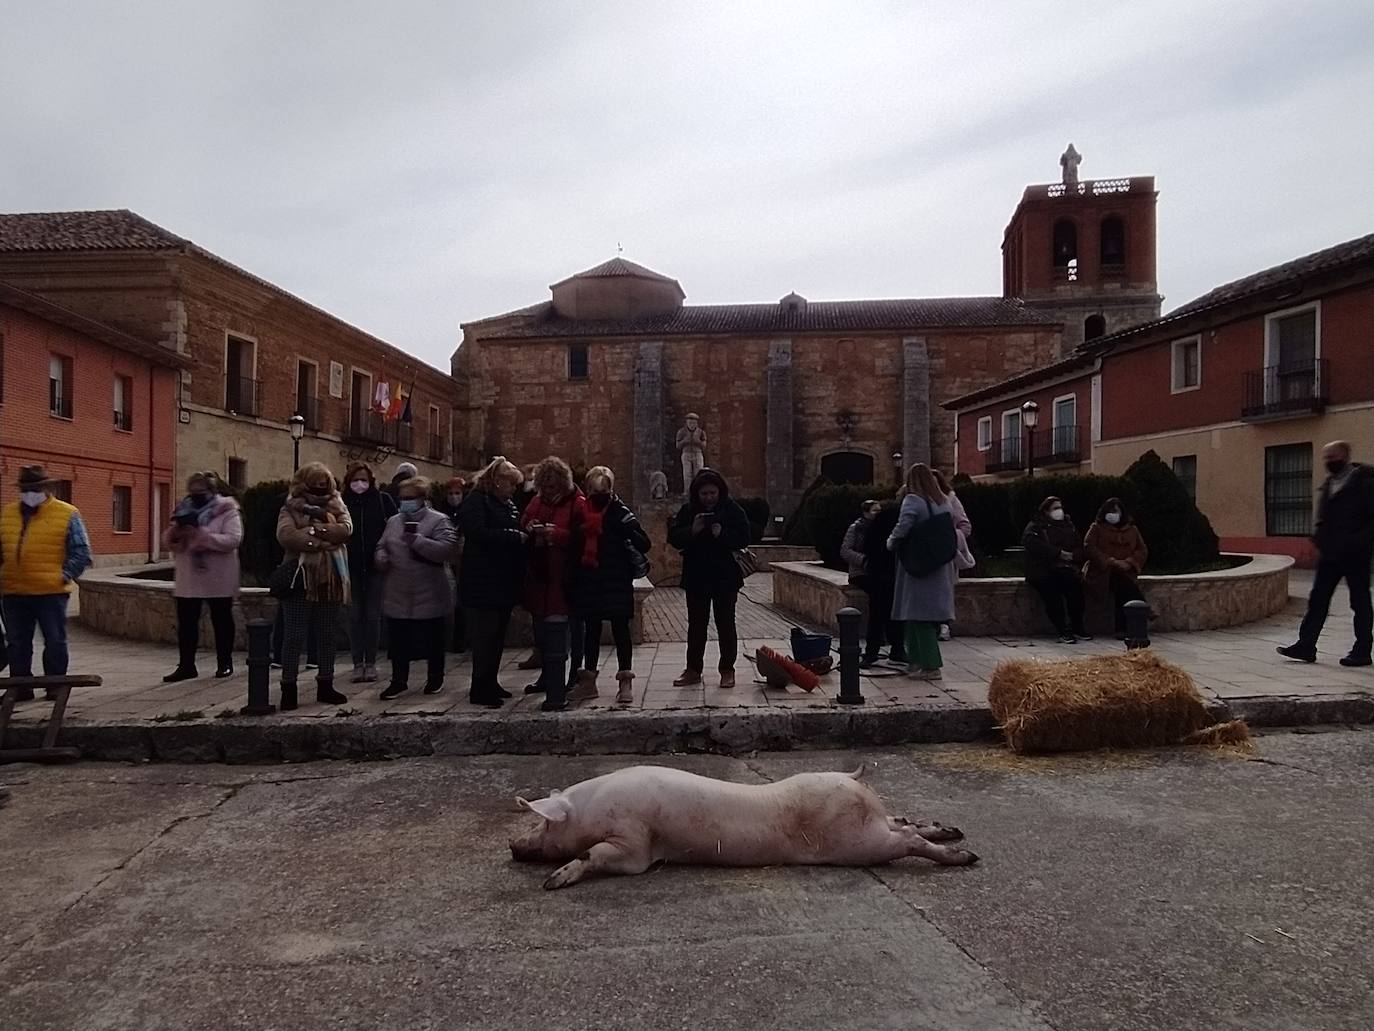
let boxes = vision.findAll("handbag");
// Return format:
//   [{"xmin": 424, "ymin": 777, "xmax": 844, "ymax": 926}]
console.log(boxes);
[
  {"xmin": 625, "ymin": 536, "xmax": 651, "ymax": 580},
  {"xmin": 898, "ymin": 497, "xmax": 958, "ymax": 578},
  {"xmin": 268, "ymin": 555, "xmax": 305, "ymax": 599},
  {"xmin": 734, "ymin": 547, "xmax": 761, "ymax": 579}
]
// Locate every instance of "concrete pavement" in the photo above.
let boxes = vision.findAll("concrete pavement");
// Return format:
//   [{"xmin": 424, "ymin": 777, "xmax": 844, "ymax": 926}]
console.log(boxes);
[{"xmin": 2, "ymin": 730, "xmax": 1371, "ymax": 1030}]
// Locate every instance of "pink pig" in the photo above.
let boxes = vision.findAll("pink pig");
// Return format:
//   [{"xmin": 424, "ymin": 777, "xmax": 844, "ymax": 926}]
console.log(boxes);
[{"xmin": 509, "ymin": 764, "xmax": 978, "ymax": 889}]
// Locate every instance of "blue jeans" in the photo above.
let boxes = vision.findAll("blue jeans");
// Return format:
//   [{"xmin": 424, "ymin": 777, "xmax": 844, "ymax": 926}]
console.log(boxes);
[{"xmin": 2, "ymin": 594, "xmax": 70, "ymax": 677}]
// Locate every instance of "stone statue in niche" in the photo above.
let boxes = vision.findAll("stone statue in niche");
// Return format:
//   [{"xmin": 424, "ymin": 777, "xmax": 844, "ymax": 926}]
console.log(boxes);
[
  {"xmin": 676, "ymin": 412, "xmax": 707, "ymax": 494},
  {"xmin": 1060, "ymin": 143, "xmax": 1081, "ymax": 186},
  {"xmin": 648, "ymin": 470, "xmax": 668, "ymax": 500}
]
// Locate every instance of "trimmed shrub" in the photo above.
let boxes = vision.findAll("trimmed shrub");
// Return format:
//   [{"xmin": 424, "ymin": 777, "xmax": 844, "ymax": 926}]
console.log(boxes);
[
  {"xmin": 736, "ymin": 496, "xmax": 771, "ymax": 544},
  {"xmin": 239, "ymin": 479, "xmax": 289, "ymax": 587},
  {"xmin": 1123, "ymin": 450, "xmax": 1221, "ymax": 571},
  {"xmin": 801, "ymin": 485, "xmax": 881, "ymax": 569},
  {"xmin": 781, "ymin": 475, "xmax": 830, "ymax": 546},
  {"xmin": 953, "ymin": 481, "xmax": 1017, "ymax": 556}
]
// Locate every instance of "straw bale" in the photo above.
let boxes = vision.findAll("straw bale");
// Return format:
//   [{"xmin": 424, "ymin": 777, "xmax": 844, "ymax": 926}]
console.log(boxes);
[{"xmin": 987, "ymin": 650, "xmax": 1251, "ymax": 754}]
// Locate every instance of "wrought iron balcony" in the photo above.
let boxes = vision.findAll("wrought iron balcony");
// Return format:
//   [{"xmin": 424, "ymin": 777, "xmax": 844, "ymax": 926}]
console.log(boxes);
[
  {"xmin": 1242, "ymin": 359, "xmax": 1329, "ymax": 421},
  {"xmin": 225, "ymin": 375, "xmax": 260, "ymax": 417},
  {"xmin": 1043, "ymin": 423, "xmax": 1083, "ymax": 464},
  {"xmin": 985, "ymin": 438, "xmax": 1024, "ymax": 473}
]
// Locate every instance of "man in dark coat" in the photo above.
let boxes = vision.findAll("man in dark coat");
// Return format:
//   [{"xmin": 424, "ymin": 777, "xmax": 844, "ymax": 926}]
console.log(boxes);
[
  {"xmin": 860, "ymin": 500, "xmax": 907, "ymax": 666},
  {"xmin": 342, "ymin": 462, "xmax": 398, "ymax": 682},
  {"xmin": 1279, "ymin": 441, "xmax": 1374, "ymax": 666},
  {"xmin": 459, "ymin": 462, "xmax": 528, "ymax": 706}
]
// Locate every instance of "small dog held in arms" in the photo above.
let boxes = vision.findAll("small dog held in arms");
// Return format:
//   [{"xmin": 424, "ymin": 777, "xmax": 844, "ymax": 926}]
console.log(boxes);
[{"xmin": 509, "ymin": 764, "xmax": 978, "ymax": 890}]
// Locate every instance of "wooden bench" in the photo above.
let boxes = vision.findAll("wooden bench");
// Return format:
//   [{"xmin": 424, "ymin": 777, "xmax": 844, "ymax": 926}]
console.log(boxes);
[{"xmin": 0, "ymin": 675, "xmax": 103, "ymax": 763}]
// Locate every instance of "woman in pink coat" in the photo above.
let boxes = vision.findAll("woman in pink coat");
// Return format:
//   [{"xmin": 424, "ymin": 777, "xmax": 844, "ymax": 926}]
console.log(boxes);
[{"xmin": 162, "ymin": 472, "xmax": 243, "ymax": 682}]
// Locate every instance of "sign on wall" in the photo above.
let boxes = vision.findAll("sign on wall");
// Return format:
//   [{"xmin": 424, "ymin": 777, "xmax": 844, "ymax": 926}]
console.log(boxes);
[{"xmin": 329, "ymin": 361, "xmax": 344, "ymax": 399}]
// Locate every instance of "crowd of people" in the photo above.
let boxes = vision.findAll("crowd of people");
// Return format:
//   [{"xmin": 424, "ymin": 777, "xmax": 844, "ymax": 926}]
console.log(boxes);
[{"xmin": 1, "ymin": 440, "xmax": 1369, "ymax": 705}]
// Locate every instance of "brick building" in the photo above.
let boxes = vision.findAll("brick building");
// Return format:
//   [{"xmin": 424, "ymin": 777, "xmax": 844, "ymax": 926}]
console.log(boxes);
[
  {"xmin": 453, "ymin": 149, "xmax": 1156, "ymax": 512},
  {"xmin": 0, "ymin": 210, "xmax": 455, "ymax": 492},
  {"xmin": 947, "ymin": 231, "xmax": 1374, "ymax": 566},
  {"xmin": 0, "ymin": 279, "xmax": 187, "ymax": 564}
]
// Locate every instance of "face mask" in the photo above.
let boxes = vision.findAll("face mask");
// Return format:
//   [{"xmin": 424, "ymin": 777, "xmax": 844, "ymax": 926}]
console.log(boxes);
[
  {"xmin": 1326, "ymin": 459, "xmax": 1349, "ymax": 477},
  {"xmin": 590, "ymin": 492, "xmax": 611, "ymax": 510},
  {"xmin": 524, "ymin": 480, "xmax": 535, "ymax": 490},
  {"xmin": 350, "ymin": 480, "xmax": 370, "ymax": 495},
  {"xmin": 190, "ymin": 491, "xmax": 209, "ymax": 505},
  {"xmin": 399, "ymin": 499, "xmax": 423, "ymax": 515},
  {"xmin": 1048, "ymin": 508, "xmax": 1065, "ymax": 521},
  {"xmin": 1104, "ymin": 512, "xmax": 1121, "ymax": 525},
  {"xmin": 20, "ymin": 491, "xmax": 47, "ymax": 508}
]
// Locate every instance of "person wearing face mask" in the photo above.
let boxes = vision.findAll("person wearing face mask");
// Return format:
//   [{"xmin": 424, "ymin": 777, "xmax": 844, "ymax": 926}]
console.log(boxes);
[
  {"xmin": 569, "ymin": 466, "xmax": 651, "ymax": 705},
  {"xmin": 1084, "ymin": 497, "xmax": 1148, "ymax": 639},
  {"xmin": 1279, "ymin": 441, "xmax": 1374, "ymax": 667},
  {"xmin": 1022, "ymin": 495, "xmax": 1088, "ymax": 644},
  {"xmin": 161, "ymin": 472, "xmax": 243, "ymax": 682},
  {"xmin": 459, "ymin": 457, "xmax": 529, "ymax": 707},
  {"xmin": 342, "ymin": 462, "xmax": 397, "ymax": 683},
  {"xmin": 374, "ymin": 476, "xmax": 459, "ymax": 700},
  {"xmin": 275, "ymin": 462, "xmax": 353, "ymax": 709},
  {"xmin": 0, "ymin": 466, "xmax": 92, "ymax": 701},
  {"xmin": 442, "ymin": 477, "xmax": 468, "ymax": 653}
]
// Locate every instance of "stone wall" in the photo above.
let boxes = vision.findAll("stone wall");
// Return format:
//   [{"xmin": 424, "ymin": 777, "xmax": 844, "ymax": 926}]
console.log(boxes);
[{"xmin": 772, "ymin": 555, "xmax": 1292, "ymax": 636}]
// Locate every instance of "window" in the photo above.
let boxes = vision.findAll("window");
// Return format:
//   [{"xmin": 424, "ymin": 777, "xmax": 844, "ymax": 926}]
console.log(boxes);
[
  {"xmin": 1100, "ymin": 216, "xmax": 1125, "ymax": 269},
  {"xmin": 569, "ymin": 343, "xmax": 589, "ymax": 380},
  {"xmin": 52, "ymin": 479, "xmax": 73, "ymax": 503},
  {"xmin": 1171, "ymin": 336, "xmax": 1201, "ymax": 393},
  {"xmin": 428, "ymin": 404, "xmax": 444, "ymax": 460},
  {"xmin": 1265, "ymin": 305, "xmax": 1320, "ymax": 405},
  {"xmin": 224, "ymin": 335, "xmax": 258, "ymax": 415},
  {"xmin": 976, "ymin": 416, "xmax": 992, "ymax": 452},
  {"xmin": 1051, "ymin": 395, "xmax": 1077, "ymax": 455},
  {"xmin": 295, "ymin": 359, "xmax": 319, "ymax": 429},
  {"xmin": 49, "ymin": 354, "xmax": 74, "ymax": 418},
  {"xmin": 1084, "ymin": 314, "xmax": 1106, "ymax": 341},
  {"xmin": 1265, "ymin": 444, "xmax": 1312, "ymax": 537},
  {"xmin": 350, "ymin": 370, "xmax": 372, "ymax": 436},
  {"xmin": 1052, "ymin": 219, "xmax": 1077, "ymax": 281},
  {"xmin": 114, "ymin": 374, "xmax": 133, "ymax": 431},
  {"xmin": 1000, "ymin": 409, "xmax": 1022, "ymax": 465},
  {"xmin": 113, "ymin": 485, "xmax": 133, "ymax": 533},
  {"xmin": 228, "ymin": 458, "xmax": 247, "ymax": 490},
  {"xmin": 1172, "ymin": 455, "xmax": 1198, "ymax": 501}
]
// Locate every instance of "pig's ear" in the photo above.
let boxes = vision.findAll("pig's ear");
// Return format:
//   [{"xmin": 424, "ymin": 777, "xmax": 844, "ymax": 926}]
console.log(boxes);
[{"xmin": 516, "ymin": 795, "xmax": 573, "ymax": 822}]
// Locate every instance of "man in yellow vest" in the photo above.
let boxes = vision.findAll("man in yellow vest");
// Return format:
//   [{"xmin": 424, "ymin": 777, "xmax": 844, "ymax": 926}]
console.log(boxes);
[{"xmin": 0, "ymin": 466, "xmax": 93, "ymax": 701}]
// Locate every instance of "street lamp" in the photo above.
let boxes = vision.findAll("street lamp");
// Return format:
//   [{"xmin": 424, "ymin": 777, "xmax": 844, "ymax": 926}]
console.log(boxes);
[
  {"xmin": 288, "ymin": 413, "xmax": 306, "ymax": 472},
  {"xmin": 1020, "ymin": 400, "xmax": 1040, "ymax": 477}
]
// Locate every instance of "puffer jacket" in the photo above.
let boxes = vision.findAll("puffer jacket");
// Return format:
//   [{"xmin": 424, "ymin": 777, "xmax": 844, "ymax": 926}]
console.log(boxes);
[
  {"xmin": 374, "ymin": 505, "xmax": 458, "ymax": 620},
  {"xmin": 458, "ymin": 489, "xmax": 526, "ymax": 610},
  {"xmin": 573, "ymin": 496, "xmax": 651, "ymax": 619},
  {"xmin": 1022, "ymin": 515, "xmax": 1085, "ymax": 582}
]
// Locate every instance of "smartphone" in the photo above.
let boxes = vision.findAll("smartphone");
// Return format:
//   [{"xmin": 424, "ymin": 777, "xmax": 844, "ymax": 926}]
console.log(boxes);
[{"xmin": 404, "ymin": 520, "xmax": 420, "ymax": 535}]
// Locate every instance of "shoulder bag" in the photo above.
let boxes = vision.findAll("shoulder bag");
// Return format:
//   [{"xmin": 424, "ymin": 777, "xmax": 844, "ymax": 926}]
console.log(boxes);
[{"xmin": 898, "ymin": 497, "xmax": 957, "ymax": 578}]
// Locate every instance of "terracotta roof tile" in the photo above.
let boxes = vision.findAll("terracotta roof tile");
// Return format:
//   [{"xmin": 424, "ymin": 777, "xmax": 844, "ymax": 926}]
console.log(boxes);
[
  {"xmin": 1170, "ymin": 231, "xmax": 1374, "ymax": 316},
  {"xmin": 0, "ymin": 209, "xmax": 186, "ymax": 251}
]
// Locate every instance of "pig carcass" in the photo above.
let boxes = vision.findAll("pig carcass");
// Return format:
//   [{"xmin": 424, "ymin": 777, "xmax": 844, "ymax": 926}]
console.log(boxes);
[{"xmin": 509, "ymin": 764, "xmax": 978, "ymax": 890}]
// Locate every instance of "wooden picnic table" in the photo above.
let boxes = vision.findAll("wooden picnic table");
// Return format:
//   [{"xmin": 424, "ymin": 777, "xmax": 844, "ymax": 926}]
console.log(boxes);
[{"xmin": 0, "ymin": 675, "xmax": 103, "ymax": 763}]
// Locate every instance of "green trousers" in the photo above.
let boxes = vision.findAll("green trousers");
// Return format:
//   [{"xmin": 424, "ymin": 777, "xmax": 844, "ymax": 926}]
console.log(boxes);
[{"xmin": 905, "ymin": 622, "xmax": 942, "ymax": 670}]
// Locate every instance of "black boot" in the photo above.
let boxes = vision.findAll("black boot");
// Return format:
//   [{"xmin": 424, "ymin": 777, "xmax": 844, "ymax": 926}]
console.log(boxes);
[
  {"xmin": 280, "ymin": 681, "xmax": 298, "ymax": 712},
  {"xmin": 317, "ymin": 679, "xmax": 348, "ymax": 705},
  {"xmin": 163, "ymin": 666, "xmax": 198, "ymax": 683}
]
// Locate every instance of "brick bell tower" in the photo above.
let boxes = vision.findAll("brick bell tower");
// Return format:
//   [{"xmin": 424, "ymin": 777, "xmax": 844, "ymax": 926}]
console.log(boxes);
[{"xmin": 1002, "ymin": 144, "xmax": 1162, "ymax": 352}]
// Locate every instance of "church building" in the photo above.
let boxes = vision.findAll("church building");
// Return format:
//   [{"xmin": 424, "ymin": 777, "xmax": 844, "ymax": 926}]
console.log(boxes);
[{"xmin": 452, "ymin": 148, "xmax": 1160, "ymax": 511}]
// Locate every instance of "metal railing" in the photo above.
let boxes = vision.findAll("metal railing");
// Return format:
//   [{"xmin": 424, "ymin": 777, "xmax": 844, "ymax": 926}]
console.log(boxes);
[
  {"xmin": 1044, "ymin": 423, "xmax": 1083, "ymax": 464},
  {"xmin": 348, "ymin": 410, "xmax": 417, "ymax": 453},
  {"xmin": 1242, "ymin": 359, "xmax": 1329, "ymax": 420},
  {"xmin": 225, "ymin": 375, "xmax": 260, "ymax": 417},
  {"xmin": 295, "ymin": 394, "xmax": 321, "ymax": 431},
  {"xmin": 985, "ymin": 438, "xmax": 1024, "ymax": 473},
  {"xmin": 113, "ymin": 406, "xmax": 132, "ymax": 431}
]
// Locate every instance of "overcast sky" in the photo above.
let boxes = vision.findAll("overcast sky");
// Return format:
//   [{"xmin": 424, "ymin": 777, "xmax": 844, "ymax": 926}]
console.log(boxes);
[{"xmin": 3, "ymin": 1, "xmax": 1372, "ymax": 370}]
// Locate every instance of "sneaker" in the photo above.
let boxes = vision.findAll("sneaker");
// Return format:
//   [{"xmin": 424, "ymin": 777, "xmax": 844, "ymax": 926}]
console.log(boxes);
[
  {"xmin": 1276, "ymin": 643, "xmax": 1317, "ymax": 663},
  {"xmin": 380, "ymin": 683, "xmax": 409, "ymax": 701},
  {"xmin": 1339, "ymin": 653, "xmax": 1372, "ymax": 668},
  {"xmin": 350, "ymin": 665, "xmax": 366, "ymax": 684},
  {"xmin": 1072, "ymin": 628, "xmax": 1092, "ymax": 641},
  {"xmin": 363, "ymin": 665, "xmax": 379, "ymax": 683},
  {"xmin": 919, "ymin": 668, "xmax": 943, "ymax": 681},
  {"xmin": 938, "ymin": 624, "xmax": 952, "ymax": 642},
  {"xmin": 214, "ymin": 666, "xmax": 234, "ymax": 679},
  {"xmin": 422, "ymin": 682, "xmax": 445, "ymax": 695},
  {"xmin": 305, "ymin": 663, "xmax": 318, "ymax": 671},
  {"xmin": 859, "ymin": 656, "xmax": 878, "ymax": 670},
  {"xmin": 162, "ymin": 667, "xmax": 198, "ymax": 683},
  {"xmin": 1057, "ymin": 633, "xmax": 1077, "ymax": 645}
]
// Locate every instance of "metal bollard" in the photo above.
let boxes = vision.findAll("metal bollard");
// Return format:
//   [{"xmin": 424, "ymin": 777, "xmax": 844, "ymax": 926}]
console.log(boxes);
[
  {"xmin": 240, "ymin": 618, "xmax": 276, "ymax": 716},
  {"xmin": 1123, "ymin": 599, "xmax": 1151, "ymax": 651},
  {"xmin": 541, "ymin": 615, "xmax": 570, "ymax": 707},
  {"xmin": 836, "ymin": 607, "xmax": 865, "ymax": 706}
]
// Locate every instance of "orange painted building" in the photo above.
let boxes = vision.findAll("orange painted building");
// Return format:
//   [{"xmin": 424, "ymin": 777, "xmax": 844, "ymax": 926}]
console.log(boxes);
[{"xmin": 0, "ymin": 280, "xmax": 188, "ymax": 563}]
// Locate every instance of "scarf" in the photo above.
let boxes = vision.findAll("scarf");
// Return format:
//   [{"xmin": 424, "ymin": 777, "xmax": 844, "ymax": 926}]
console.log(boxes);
[{"xmin": 581, "ymin": 501, "xmax": 605, "ymax": 570}]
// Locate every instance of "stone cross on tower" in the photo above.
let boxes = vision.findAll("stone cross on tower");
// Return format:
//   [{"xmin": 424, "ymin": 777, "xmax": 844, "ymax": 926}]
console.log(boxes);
[{"xmin": 1060, "ymin": 144, "xmax": 1082, "ymax": 186}]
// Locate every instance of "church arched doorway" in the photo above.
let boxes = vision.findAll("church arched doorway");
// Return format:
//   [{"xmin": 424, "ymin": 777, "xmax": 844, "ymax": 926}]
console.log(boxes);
[{"xmin": 821, "ymin": 451, "xmax": 875, "ymax": 485}]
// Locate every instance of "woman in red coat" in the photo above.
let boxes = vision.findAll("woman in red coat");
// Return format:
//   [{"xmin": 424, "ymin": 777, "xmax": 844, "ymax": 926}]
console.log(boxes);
[{"xmin": 520, "ymin": 456, "xmax": 588, "ymax": 711}]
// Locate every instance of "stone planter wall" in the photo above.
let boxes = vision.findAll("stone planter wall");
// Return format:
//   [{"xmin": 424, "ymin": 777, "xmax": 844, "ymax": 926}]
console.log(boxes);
[
  {"xmin": 772, "ymin": 555, "xmax": 1293, "ymax": 636},
  {"xmin": 78, "ymin": 565, "xmax": 652, "ymax": 651},
  {"xmin": 749, "ymin": 544, "xmax": 820, "ymax": 570}
]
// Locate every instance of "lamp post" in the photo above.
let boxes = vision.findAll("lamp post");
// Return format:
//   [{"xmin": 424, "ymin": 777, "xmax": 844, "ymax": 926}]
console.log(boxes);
[
  {"xmin": 1020, "ymin": 400, "xmax": 1039, "ymax": 478},
  {"xmin": 288, "ymin": 413, "xmax": 306, "ymax": 472}
]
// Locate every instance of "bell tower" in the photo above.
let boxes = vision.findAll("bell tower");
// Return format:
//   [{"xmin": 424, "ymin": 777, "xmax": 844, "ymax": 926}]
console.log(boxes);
[{"xmin": 1002, "ymin": 145, "xmax": 1162, "ymax": 351}]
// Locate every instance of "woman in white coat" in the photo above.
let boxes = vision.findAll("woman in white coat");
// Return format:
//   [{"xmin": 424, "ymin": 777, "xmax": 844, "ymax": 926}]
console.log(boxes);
[{"xmin": 887, "ymin": 464, "xmax": 956, "ymax": 680}]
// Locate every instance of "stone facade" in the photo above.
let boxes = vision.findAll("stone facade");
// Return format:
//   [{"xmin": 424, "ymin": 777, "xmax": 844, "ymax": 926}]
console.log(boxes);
[{"xmin": 772, "ymin": 555, "xmax": 1292, "ymax": 636}]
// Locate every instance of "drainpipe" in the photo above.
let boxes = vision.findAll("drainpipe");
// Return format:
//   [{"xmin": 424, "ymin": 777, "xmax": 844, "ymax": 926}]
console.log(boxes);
[{"xmin": 148, "ymin": 369, "xmax": 157, "ymax": 562}]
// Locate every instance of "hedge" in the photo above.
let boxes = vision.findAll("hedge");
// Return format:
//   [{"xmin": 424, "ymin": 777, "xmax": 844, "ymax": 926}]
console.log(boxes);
[
  {"xmin": 800, "ymin": 485, "xmax": 885, "ymax": 569},
  {"xmin": 239, "ymin": 479, "xmax": 290, "ymax": 587},
  {"xmin": 1123, "ymin": 450, "xmax": 1220, "ymax": 571}
]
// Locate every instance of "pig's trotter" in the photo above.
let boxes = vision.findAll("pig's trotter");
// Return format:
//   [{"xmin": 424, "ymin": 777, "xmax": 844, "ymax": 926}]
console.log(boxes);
[
  {"xmin": 900, "ymin": 829, "xmax": 980, "ymax": 866},
  {"xmin": 915, "ymin": 823, "xmax": 964, "ymax": 843},
  {"xmin": 543, "ymin": 841, "xmax": 654, "ymax": 890}
]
